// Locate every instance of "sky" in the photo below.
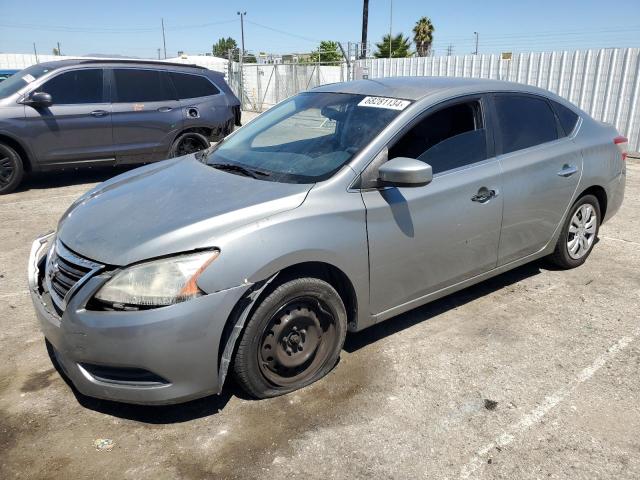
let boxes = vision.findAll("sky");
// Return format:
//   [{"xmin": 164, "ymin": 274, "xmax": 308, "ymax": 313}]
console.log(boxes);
[{"xmin": 1, "ymin": 0, "xmax": 639, "ymax": 59}]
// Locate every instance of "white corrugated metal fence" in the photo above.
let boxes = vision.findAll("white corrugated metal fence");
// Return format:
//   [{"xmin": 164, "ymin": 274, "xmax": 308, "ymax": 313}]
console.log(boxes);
[{"xmin": 355, "ymin": 48, "xmax": 640, "ymax": 151}]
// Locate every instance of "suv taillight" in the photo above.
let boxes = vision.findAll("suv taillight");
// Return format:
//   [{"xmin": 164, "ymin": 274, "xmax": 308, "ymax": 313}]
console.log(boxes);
[{"xmin": 614, "ymin": 135, "xmax": 628, "ymax": 161}]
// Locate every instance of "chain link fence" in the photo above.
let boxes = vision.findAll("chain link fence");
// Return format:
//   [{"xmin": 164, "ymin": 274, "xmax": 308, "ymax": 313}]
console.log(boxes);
[{"xmin": 227, "ymin": 61, "xmax": 348, "ymax": 112}]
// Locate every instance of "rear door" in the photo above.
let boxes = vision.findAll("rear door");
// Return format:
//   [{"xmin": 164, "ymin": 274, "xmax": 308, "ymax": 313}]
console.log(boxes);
[
  {"xmin": 491, "ymin": 93, "xmax": 582, "ymax": 265},
  {"xmin": 24, "ymin": 68, "xmax": 114, "ymax": 166},
  {"xmin": 109, "ymin": 68, "xmax": 183, "ymax": 164}
]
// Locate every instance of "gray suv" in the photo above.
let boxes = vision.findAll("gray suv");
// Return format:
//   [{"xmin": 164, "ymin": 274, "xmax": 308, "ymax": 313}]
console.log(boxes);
[{"xmin": 0, "ymin": 59, "xmax": 241, "ymax": 194}]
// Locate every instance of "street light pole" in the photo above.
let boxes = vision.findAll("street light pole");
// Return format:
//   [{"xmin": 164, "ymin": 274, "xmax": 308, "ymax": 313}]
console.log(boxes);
[
  {"xmin": 474, "ymin": 31, "xmax": 479, "ymax": 55},
  {"xmin": 237, "ymin": 11, "xmax": 247, "ymax": 60},
  {"xmin": 161, "ymin": 18, "xmax": 167, "ymax": 59}
]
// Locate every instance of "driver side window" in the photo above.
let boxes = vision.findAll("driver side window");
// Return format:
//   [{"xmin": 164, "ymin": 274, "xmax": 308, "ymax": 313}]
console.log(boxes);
[{"xmin": 388, "ymin": 100, "xmax": 488, "ymax": 174}]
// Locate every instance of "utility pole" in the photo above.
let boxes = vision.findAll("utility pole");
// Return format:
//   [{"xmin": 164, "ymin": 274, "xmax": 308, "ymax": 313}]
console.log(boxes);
[
  {"xmin": 57, "ymin": 41, "xmax": 62, "ymax": 56},
  {"xmin": 157, "ymin": 48, "xmax": 161, "ymax": 60},
  {"xmin": 474, "ymin": 32, "xmax": 479, "ymax": 55},
  {"xmin": 361, "ymin": 0, "xmax": 369, "ymax": 59},
  {"xmin": 33, "ymin": 43, "xmax": 39, "ymax": 63},
  {"xmin": 446, "ymin": 44, "xmax": 453, "ymax": 56},
  {"xmin": 237, "ymin": 11, "xmax": 246, "ymax": 60},
  {"xmin": 161, "ymin": 18, "xmax": 167, "ymax": 59},
  {"xmin": 388, "ymin": 0, "xmax": 393, "ymax": 58}
]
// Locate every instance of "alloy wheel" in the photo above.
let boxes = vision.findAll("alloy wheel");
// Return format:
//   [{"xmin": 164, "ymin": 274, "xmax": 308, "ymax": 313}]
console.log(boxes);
[{"xmin": 0, "ymin": 155, "xmax": 14, "ymax": 187}]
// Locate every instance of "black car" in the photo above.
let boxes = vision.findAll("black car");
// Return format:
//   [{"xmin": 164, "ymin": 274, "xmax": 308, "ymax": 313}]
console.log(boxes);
[{"xmin": 0, "ymin": 59, "xmax": 241, "ymax": 194}]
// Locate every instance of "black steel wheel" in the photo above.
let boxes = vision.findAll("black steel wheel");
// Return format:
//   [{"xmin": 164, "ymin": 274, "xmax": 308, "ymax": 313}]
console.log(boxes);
[
  {"xmin": 233, "ymin": 277, "xmax": 347, "ymax": 399},
  {"xmin": 169, "ymin": 132, "xmax": 210, "ymax": 158},
  {"xmin": 0, "ymin": 143, "xmax": 24, "ymax": 195}
]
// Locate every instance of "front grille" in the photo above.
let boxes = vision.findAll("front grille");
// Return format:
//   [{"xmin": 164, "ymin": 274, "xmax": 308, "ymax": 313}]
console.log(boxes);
[{"xmin": 45, "ymin": 240, "xmax": 103, "ymax": 312}]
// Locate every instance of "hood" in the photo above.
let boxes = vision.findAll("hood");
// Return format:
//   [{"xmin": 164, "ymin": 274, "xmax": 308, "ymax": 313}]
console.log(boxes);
[{"xmin": 57, "ymin": 156, "xmax": 312, "ymax": 266}]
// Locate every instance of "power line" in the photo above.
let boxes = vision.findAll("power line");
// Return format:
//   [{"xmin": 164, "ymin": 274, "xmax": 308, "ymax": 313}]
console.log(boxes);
[
  {"xmin": 244, "ymin": 19, "xmax": 321, "ymax": 44},
  {"xmin": 0, "ymin": 19, "xmax": 237, "ymax": 33}
]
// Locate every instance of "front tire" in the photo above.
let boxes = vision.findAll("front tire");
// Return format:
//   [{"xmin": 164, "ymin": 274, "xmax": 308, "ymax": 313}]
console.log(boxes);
[
  {"xmin": 0, "ymin": 143, "xmax": 24, "ymax": 195},
  {"xmin": 548, "ymin": 194, "xmax": 601, "ymax": 269},
  {"xmin": 233, "ymin": 277, "xmax": 347, "ymax": 399}
]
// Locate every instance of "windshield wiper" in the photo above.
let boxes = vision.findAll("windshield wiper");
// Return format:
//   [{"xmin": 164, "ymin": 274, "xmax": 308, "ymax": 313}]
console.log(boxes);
[{"xmin": 209, "ymin": 162, "xmax": 271, "ymax": 179}]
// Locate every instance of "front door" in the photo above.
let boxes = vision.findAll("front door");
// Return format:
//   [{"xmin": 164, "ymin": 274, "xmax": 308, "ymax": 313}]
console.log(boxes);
[
  {"xmin": 361, "ymin": 96, "xmax": 503, "ymax": 315},
  {"xmin": 24, "ymin": 68, "xmax": 114, "ymax": 166},
  {"xmin": 109, "ymin": 68, "xmax": 183, "ymax": 164}
]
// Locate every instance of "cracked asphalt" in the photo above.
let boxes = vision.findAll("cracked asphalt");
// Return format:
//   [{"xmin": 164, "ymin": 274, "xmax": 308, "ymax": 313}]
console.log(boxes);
[{"xmin": 1, "ymin": 149, "xmax": 638, "ymax": 479}]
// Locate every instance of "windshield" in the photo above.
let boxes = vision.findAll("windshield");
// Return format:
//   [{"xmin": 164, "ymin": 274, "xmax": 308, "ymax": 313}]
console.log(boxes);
[
  {"xmin": 0, "ymin": 64, "xmax": 55, "ymax": 99},
  {"xmin": 206, "ymin": 92, "xmax": 408, "ymax": 183}
]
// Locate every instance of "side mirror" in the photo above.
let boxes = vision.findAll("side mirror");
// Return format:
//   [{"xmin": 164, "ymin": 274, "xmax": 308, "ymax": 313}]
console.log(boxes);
[
  {"xmin": 378, "ymin": 157, "xmax": 433, "ymax": 187},
  {"xmin": 26, "ymin": 91, "xmax": 52, "ymax": 107}
]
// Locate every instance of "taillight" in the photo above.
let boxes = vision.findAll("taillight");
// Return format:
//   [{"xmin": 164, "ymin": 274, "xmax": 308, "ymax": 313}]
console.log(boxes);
[{"xmin": 614, "ymin": 135, "xmax": 628, "ymax": 161}]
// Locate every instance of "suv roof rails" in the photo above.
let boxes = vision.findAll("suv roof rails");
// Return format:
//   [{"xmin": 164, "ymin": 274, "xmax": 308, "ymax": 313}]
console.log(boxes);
[{"xmin": 64, "ymin": 58, "xmax": 208, "ymax": 70}]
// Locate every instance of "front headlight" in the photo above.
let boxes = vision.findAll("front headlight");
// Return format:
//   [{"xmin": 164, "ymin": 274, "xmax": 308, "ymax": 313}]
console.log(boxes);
[{"xmin": 94, "ymin": 250, "xmax": 219, "ymax": 308}]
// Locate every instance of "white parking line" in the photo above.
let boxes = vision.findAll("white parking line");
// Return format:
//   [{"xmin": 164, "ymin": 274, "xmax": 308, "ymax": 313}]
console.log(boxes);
[
  {"xmin": 600, "ymin": 235, "xmax": 640, "ymax": 246},
  {"xmin": 459, "ymin": 327, "xmax": 640, "ymax": 479},
  {"xmin": 0, "ymin": 290, "xmax": 29, "ymax": 299},
  {"xmin": 0, "ymin": 193, "xmax": 79, "ymax": 207}
]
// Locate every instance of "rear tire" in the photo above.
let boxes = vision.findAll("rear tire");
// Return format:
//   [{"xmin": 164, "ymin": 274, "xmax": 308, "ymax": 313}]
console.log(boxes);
[
  {"xmin": 547, "ymin": 194, "xmax": 601, "ymax": 269},
  {"xmin": 0, "ymin": 142, "xmax": 24, "ymax": 195},
  {"xmin": 233, "ymin": 277, "xmax": 347, "ymax": 399},
  {"xmin": 169, "ymin": 132, "xmax": 210, "ymax": 158}
]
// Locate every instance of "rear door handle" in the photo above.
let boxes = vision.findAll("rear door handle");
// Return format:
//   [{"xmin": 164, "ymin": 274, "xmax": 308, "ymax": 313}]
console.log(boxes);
[
  {"xmin": 557, "ymin": 164, "xmax": 578, "ymax": 177},
  {"xmin": 471, "ymin": 188, "xmax": 497, "ymax": 203},
  {"xmin": 157, "ymin": 106, "xmax": 173, "ymax": 112},
  {"xmin": 90, "ymin": 110, "xmax": 109, "ymax": 117}
]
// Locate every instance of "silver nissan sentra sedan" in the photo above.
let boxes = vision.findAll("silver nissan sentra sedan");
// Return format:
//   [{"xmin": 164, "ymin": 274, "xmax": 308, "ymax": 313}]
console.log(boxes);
[{"xmin": 28, "ymin": 77, "xmax": 627, "ymax": 405}]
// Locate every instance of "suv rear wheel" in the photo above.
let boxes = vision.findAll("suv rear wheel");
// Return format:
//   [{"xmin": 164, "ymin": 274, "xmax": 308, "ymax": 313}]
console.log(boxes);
[
  {"xmin": 169, "ymin": 132, "xmax": 210, "ymax": 158},
  {"xmin": 0, "ymin": 143, "xmax": 24, "ymax": 195}
]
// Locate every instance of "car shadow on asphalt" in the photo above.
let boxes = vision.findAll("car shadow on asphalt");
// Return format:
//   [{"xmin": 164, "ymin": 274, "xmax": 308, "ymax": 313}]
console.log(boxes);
[
  {"xmin": 15, "ymin": 166, "xmax": 137, "ymax": 192},
  {"xmin": 343, "ymin": 260, "xmax": 544, "ymax": 353},
  {"xmin": 46, "ymin": 260, "xmax": 544, "ymax": 424}
]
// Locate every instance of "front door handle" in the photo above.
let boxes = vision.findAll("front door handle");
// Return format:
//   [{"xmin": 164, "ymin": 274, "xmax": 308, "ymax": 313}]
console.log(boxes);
[
  {"xmin": 471, "ymin": 188, "xmax": 497, "ymax": 203},
  {"xmin": 157, "ymin": 106, "xmax": 173, "ymax": 112},
  {"xmin": 90, "ymin": 110, "xmax": 108, "ymax": 117},
  {"xmin": 557, "ymin": 164, "xmax": 578, "ymax": 177}
]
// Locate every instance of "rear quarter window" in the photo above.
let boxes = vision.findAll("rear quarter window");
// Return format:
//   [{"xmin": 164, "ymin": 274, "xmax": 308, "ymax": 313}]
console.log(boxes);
[
  {"xmin": 494, "ymin": 95, "xmax": 559, "ymax": 154},
  {"xmin": 170, "ymin": 72, "xmax": 220, "ymax": 99},
  {"xmin": 551, "ymin": 101, "xmax": 580, "ymax": 136}
]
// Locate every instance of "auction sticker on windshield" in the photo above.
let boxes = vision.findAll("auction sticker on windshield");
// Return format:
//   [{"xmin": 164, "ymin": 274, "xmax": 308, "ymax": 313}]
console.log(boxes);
[{"xmin": 358, "ymin": 96, "xmax": 411, "ymax": 110}]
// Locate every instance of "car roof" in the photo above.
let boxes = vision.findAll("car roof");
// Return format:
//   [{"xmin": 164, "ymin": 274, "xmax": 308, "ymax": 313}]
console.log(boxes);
[{"xmin": 312, "ymin": 76, "xmax": 553, "ymax": 101}]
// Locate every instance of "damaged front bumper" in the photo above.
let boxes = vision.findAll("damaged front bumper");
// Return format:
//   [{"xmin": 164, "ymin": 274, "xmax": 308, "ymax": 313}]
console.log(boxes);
[{"xmin": 28, "ymin": 233, "xmax": 251, "ymax": 405}]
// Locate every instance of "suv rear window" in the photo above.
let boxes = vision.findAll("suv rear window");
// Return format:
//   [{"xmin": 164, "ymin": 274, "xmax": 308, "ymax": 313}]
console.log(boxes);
[
  {"xmin": 170, "ymin": 72, "xmax": 220, "ymax": 99},
  {"xmin": 113, "ymin": 69, "xmax": 175, "ymax": 103},
  {"xmin": 551, "ymin": 100, "xmax": 579, "ymax": 136},
  {"xmin": 494, "ymin": 95, "xmax": 559, "ymax": 154},
  {"xmin": 39, "ymin": 69, "xmax": 104, "ymax": 104}
]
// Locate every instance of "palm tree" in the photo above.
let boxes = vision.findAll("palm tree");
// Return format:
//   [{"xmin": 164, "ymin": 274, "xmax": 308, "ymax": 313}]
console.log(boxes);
[
  {"xmin": 374, "ymin": 33, "xmax": 412, "ymax": 58},
  {"xmin": 413, "ymin": 17, "xmax": 435, "ymax": 57}
]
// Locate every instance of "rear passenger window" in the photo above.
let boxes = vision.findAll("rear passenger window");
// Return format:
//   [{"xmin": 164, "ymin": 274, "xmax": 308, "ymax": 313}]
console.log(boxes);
[
  {"xmin": 40, "ymin": 69, "xmax": 103, "ymax": 104},
  {"xmin": 494, "ymin": 95, "xmax": 558, "ymax": 154},
  {"xmin": 389, "ymin": 101, "xmax": 488, "ymax": 174},
  {"xmin": 551, "ymin": 101, "xmax": 579, "ymax": 136},
  {"xmin": 113, "ymin": 69, "xmax": 175, "ymax": 103},
  {"xmin": 170, "ymin": 73, "xmax": 220, "ymax": 99}
]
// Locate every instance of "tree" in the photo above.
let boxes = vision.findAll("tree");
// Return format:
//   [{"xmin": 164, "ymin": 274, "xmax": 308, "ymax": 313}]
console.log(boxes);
[
  {"xmin": 413, "ymin": 17, "xmax": 435, "ymax": 57},
  {"xmin": 212, "ymin": 37, "xmax": 238, "ymax": 60},
  {"xmin": 307, "ymin": 40, "xmax": 343, "ymax": 64},
  {"xmin": 374, "ymin": 33, "xmax": 411, "ymax": 58},
  {"xmin": 52, "ymin": 47, "xmax": 61, "ymax": 56}
]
